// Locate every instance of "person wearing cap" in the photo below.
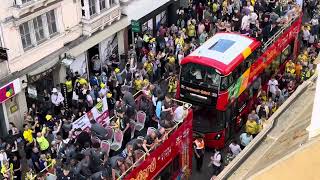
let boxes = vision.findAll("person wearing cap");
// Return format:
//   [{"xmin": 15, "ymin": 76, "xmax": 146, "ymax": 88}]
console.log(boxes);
[
  {"xmin": 90, "ymin": 73, "xmax": 100, "ymax": 87},
  {"xmin": 51, "ymin": 88, "xmax": 64, "ymax": 115},
  {"xmin": 134, "ymin": 73, "xmax": 143, "ymax": 92},
  {"xmin": 106, "ymin": 92, "xmax": 115, "ymax": 111},
  {"xmin": 99, "ymin": 83, "xmax": 108, "ymax": 98},
  {"xmin": 78, "ymin": 77, "xmax": 88, "ymax": 85}
]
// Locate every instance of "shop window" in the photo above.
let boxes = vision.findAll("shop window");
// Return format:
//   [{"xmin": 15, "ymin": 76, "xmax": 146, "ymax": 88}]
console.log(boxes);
[
  {"xmin": 156, "ymin": 11, "xmax": 167, "ymax": 29},
  {"xmin": 99, "ymin": 0, "xmax": 106, "ymax": 10},
  {"xmin": 46, "ymin": 10, "xmax": 57, "ymax": 36},
  {"xmin": 110, "ymin": 0, "xmax": 117, "ymax": 6},
  {"xmin": 142, "ymin": 19, "xmax": 153, "ymax": 34},
  {"xmin": 21, "ymin": 0, "xmax": 32, "ymax": 4},
  {"xmin": 19, "ymin": 10, "xmax": 59, "ymax": 51},
  {"xmin": 88, "ymin": 0, "xmax": 96, "ymax": 16},
  {"xmin": 19, "ymin": 22, "xmax": 32, "ymax": 49}
]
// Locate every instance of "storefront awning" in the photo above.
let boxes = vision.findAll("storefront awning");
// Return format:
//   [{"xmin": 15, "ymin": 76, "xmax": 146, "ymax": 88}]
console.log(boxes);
[
  {"xmin": 28, "ymin": 57, "xmax": 60, "ymax": 77},
  {"xmin": 122, "ymin": 0, "xmax": 171, "ymax": 21}
]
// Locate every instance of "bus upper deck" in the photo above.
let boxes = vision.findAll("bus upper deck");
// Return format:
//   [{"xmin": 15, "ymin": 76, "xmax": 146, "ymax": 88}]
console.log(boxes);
[{"xmin": 110, "ymin": 91, "xmax": 194, "ymax": 180}]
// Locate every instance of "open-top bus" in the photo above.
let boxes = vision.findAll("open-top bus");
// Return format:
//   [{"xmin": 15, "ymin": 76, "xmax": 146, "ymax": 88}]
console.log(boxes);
[
  {"xmin": 118, "ymin": 92, "xmax": 193, "ymax": 180},
  {"xmin": 177, "ymin": 14, "xmax": 302, "ymax": 149}
]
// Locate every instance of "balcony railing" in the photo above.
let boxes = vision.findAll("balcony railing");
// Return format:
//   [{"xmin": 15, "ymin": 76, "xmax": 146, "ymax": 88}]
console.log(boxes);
[
  {"xmin": 81, "ymin": 5, "xmax": 121, "ymax": 36},
  {"xmin": 12, "ymin": 0, "xmax": 60, "ymax": 19}
]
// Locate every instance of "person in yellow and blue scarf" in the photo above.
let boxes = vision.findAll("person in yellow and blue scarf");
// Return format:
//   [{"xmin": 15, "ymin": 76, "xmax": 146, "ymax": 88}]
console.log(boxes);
[
  {"xmin": 1, "ymin": 160, "xmax": 13, "ymax": 180},
  {"xmin": 168, "ymin": 75, "xmax": 177, "ymax": 95}
]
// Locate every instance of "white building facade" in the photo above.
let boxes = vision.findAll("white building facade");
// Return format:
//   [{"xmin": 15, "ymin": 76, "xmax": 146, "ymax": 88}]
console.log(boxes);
[{"xmin": 0, "ymin": 0, "xmax": 180, "ymax": 135}]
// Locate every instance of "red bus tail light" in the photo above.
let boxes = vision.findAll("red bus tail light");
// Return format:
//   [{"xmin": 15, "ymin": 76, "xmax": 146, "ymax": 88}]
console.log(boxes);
[{"xmin": 217, "ymin": 91, "xmax": 229, "ymax": 110}]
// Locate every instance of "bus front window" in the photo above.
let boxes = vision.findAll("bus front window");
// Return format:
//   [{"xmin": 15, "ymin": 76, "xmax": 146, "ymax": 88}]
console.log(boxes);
[{"xmin": 181, "ymin": 63, "xmax": 220, "ymax": 89}]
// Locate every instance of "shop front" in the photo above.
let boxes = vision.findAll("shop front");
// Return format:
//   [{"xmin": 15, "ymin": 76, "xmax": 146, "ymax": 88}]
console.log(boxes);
[
  {"xmin": 127, "ymin": 0, "xmax": 179, "ymax": 45},
  {"xmin": 0, "ymin": 78, "xmax": 26, "ymax": 137},
  {"xmin": 25, "ymin": 56, "xmax": 62, "ymax": 112}
]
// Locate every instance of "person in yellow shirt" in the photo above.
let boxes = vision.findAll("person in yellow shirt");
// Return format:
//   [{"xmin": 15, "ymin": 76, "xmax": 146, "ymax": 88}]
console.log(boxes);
[
  {"xmin": 77, "ymin": 77, "xmax": 88, "ymax": 86},
  {"xmin": 187, "ymin": 21, "xmax": 196, "ymax": 40},
  {"xmin": 168, "ymin": 55, "xmax": 176, "ymax": 65},
  {"xmin": 65, "ymin": 76, "xmax": 73, "ymax": 106},
  {"xmin": 245, "ymin": 119, "xmax": 261, "ymax": 137},
  {"xmin": 23, "ymin": 124, "xmax": 34, "ymax": 144},
  {"xmin": 175, "ymin": 35, "xmax": 185, "ymax": 48},
  {"xmin": 25, "ymin": 168, "xmax": 35, "ymax": 180},
  {"xmin": 144, "ymin": 59, "xmax": 153, "ymax": 77},
  {"xmin": 134, "ymin": 73, "xmax": 143, "ymax": 92},
  {"xmin": 285, "ymin": 60, "xmax": 295, "ymax": 78},
  {"xmin": 36, "ymin": 131, "xmax": 49, "ymax": 152},
  {"xmin": 168, "ymin": 76, "xmax": 177, "ymax": 94},
  {"xmin": 298, "ymin": 50, "xmax": 309, "ymax": 67},
  {"xmin": 211, "ymin": 2, "xmax": 219, "ymax": 15},
  {"xmin": 1, "ymin": 160, "xmax": 13, "ymax": 180}
]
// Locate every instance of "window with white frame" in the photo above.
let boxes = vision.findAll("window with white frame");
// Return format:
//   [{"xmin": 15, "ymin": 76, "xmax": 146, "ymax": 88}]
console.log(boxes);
[
  {"xmin": 110, "ymin": 0, "xmax": 117, "ymax": 6},
  {"xmin": 46, "ymin": 10, "xmax": 57, "ymax": 36},
  {"xmin": 33, "ymin": 16, "xmax": 45, "ymax": 43},
  {"xmin": 19, "ymin": 22, "xmax": 32, "ymax": 49},
  {"xmin": 21, "ymin": 0, "xmax": 32, "ymax": 4},
  {"xmin": 88, "ymin": 0, "xmax": 96, "ymax": 16},
  {"xmin": 19, "ymin": 10, "xmax": 58, "ymax": 51},
  {"xmin": 99, "ymin": 0, "xmax": 106, "ymax": 10}
]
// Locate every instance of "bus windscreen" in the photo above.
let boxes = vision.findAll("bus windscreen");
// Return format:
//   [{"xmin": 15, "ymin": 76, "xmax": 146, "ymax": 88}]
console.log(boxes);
[{"xmin": 181, "ymin": 63, "xmax": 220, "ymax": 89}]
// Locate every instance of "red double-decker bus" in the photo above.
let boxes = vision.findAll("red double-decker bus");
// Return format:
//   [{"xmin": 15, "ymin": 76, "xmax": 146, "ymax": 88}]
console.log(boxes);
[
  {"xmin": 176, "ymin": 14, "xmax": 302, "ymax": 149},
  {"xmin": 118, "ymin": 93, "xmax": 193, "ymax": 180}
]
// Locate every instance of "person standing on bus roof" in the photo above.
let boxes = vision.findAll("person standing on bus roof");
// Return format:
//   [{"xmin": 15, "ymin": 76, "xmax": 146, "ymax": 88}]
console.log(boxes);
[{"xmin": 193, "ymin": 136, "xmax": 205, "ymax": 172}]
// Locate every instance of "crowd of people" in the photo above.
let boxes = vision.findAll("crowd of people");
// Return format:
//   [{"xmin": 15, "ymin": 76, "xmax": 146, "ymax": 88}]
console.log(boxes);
[{"xmin": 0, "ymin": 0, "xmax": 319, "ymax": 179}]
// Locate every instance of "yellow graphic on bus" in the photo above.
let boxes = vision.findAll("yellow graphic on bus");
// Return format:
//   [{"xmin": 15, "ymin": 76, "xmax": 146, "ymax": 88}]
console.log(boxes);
[{"xmin": 238, "ymin": 68, "xmax": 251, "ymax": 96}]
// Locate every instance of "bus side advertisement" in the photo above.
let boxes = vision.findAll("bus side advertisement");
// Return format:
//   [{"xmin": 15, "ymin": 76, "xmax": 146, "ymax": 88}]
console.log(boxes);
[{"xmin": 124, "ymin": 110, "xmax": 193, "ymax": 180}]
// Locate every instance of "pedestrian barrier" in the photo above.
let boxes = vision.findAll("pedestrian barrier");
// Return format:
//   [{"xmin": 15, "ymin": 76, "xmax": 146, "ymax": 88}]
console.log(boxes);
[{"xmin": 216, "ymin": 73, "xmax": 318, "ymax": 180}]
